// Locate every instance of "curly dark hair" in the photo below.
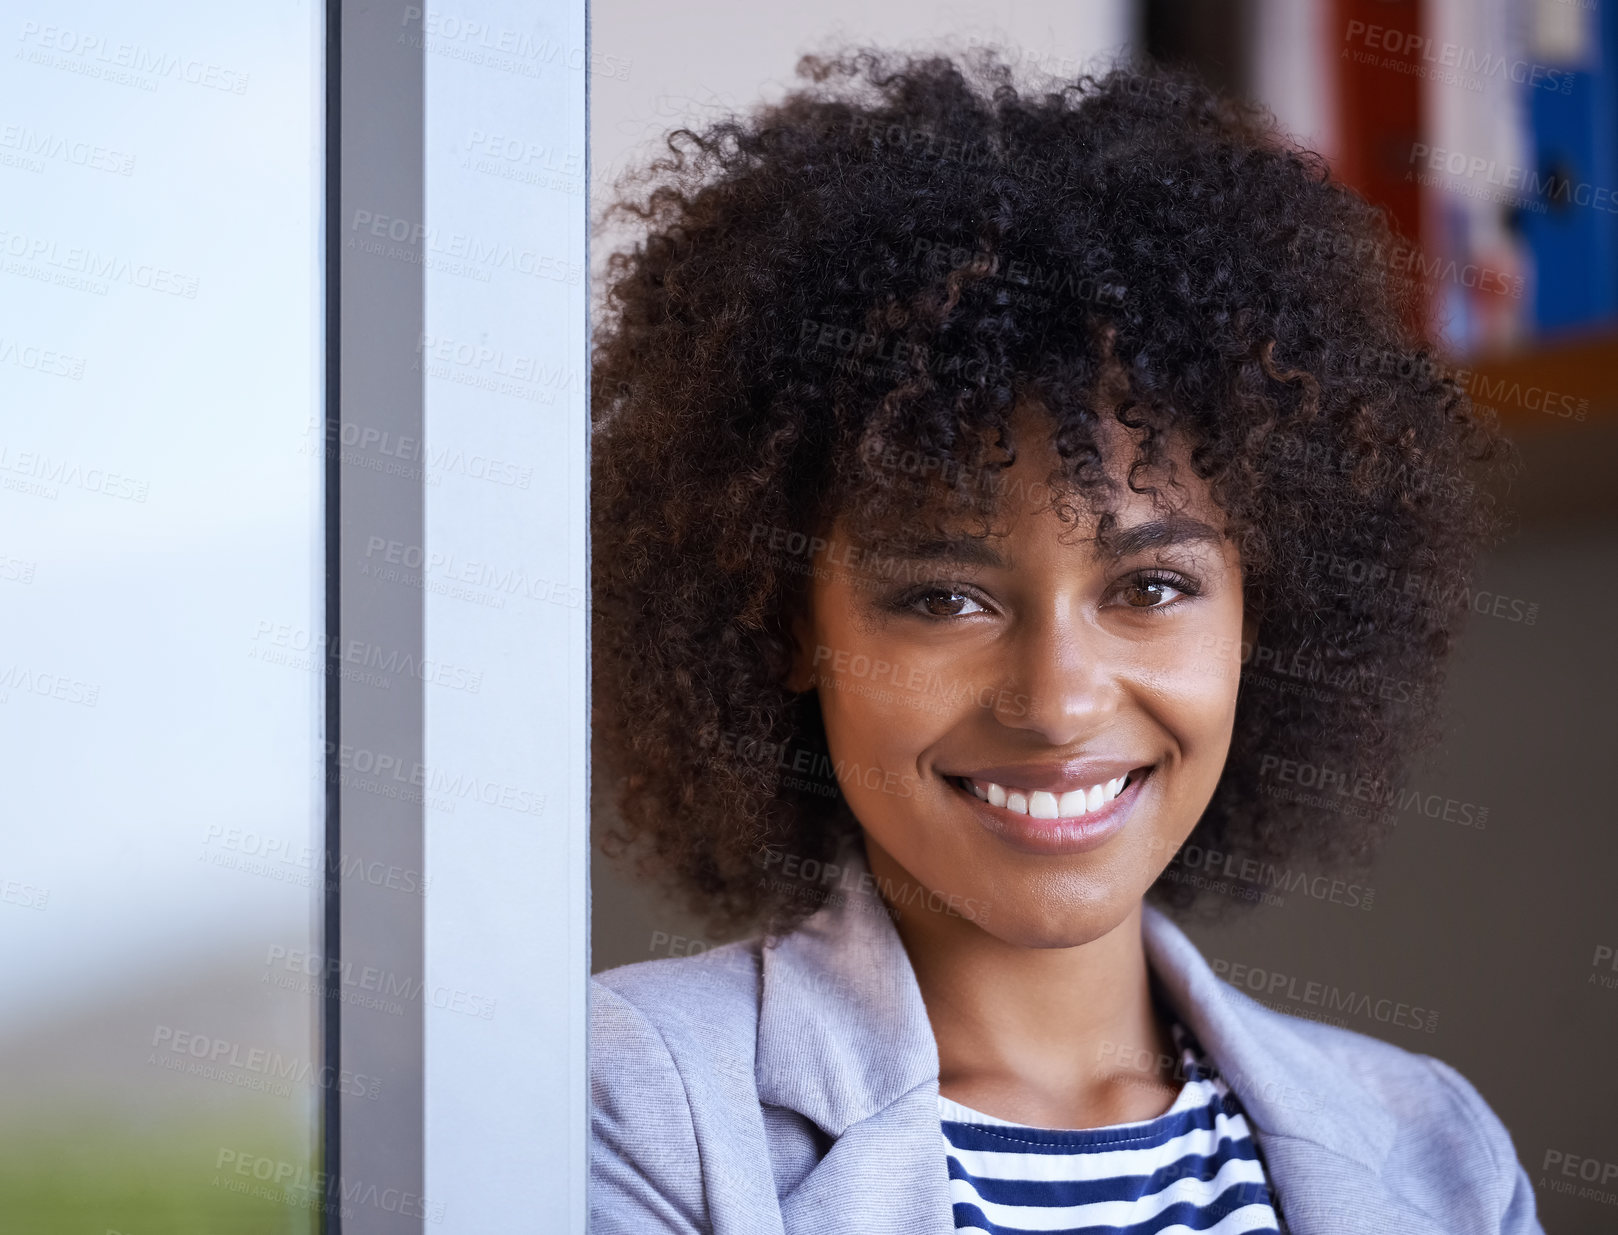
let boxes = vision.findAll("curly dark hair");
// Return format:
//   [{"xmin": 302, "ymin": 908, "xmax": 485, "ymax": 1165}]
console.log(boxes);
[{"xmin": 591, "ymin": 46, "xmax": 1510, "ymax": 939}]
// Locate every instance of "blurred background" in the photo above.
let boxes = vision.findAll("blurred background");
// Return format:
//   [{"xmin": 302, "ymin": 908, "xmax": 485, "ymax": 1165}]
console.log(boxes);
[{"xmin": 589, "ymin": 0, "xmax": 1618, "ymax": 1230}]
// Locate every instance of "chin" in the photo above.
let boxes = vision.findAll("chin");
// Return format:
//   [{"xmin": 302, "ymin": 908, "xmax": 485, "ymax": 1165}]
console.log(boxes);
[{"xmin": 974, "ymin": 891, "xmax": 1134, "ymax": 950}]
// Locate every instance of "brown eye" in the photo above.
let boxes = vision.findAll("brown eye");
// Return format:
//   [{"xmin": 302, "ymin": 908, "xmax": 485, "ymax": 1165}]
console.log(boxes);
[
  {"xmin": 886, "ymin": 585, "xmax": 983, "ymax": 618},
  {"xmin": 1121, "ymin": 579, "xmax": 1182, "ymax": 608},
  {"xmin": 882, "ymin": 582, "xmax": 996, "ymax": 620},
  {"xmin": 919, "ymin": 589, "xmax": 977, "ymax": 618}
]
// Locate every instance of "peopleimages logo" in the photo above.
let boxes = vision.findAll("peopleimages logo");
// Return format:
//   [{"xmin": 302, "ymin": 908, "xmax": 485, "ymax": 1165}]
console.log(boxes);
[
  {"xmin": 213, "ymin": 1149, "xmax": 446, "ymax": 1223},
  {"xmin": 1344, "ymin": 20, "xmax": 1577, "ymax": 95},
  {"xmin": 348, "ymin": 210, "xmax": 584, "ymax": 285},
  {"xmin": 399, "ymin": 6, "xmax": 630, "ymax": 80},
  {"xmin": 1257, "ymin": 754, "xmax": 1489, "ymax": 829},
  {"xmin": 1210, "ymin": 959, "xmax": 1439, "ymax": 1033},
  {"xmin": 16, "ymin": 21, "xmax": 251, "ymax": 94},
  {"xmin": 1408, "ymin": 143, "xmax": 1618, "ymax": 216},
  {"xmin": 1296, "ymin": 222, "xmax": 1523, "ymax": 298},
  {"xmin": 1591, "ymin": 944, "xmax": 1618, "ymax": 991},
  {"xmin": 1174, "ymin": 843, "xmax": 1375, "ymax": 910},
  {"xmin": 753, "ymin": 843, "xmax": 991, "ymax": 925},
  {"xmin": 0, "ymin": 227, "xmax": 200, "ymax": 297},
  {"xmin": 149, "ymin": 1026, "xmax": 381, "ymax": 1098},
  {"xmin": 1541, "ymin": 1149, "xmax": 1618, "ymax": 1197},
  {"xmin": 810, "ymin": 644, "xmax": 1031, "ymax": 718}
]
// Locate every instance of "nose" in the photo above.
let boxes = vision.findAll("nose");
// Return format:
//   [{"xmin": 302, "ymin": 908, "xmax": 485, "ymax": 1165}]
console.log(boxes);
[{"xmin": 993, "ymin": 605, "xmax": 1117, "ymax": 746}]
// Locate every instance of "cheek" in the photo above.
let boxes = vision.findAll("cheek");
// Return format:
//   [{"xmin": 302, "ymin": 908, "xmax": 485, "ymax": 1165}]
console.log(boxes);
[
  {"xmin": 818, "ymin": 704, "xmax": 928, "ymax": 825},
  {"xmin": 1135, "ymin": 615, "xmax": 1247, "ymax": 756},
  {"xmin": 813, "ymin": 653, "xmax": 966, "ymax": 822},
  {"xmin": 818, "ymin": 661, "xmax": 953, "ymax": 771},
  {"xmin": 1175, "ymin": 635, "xmax": 1245, "ymax": 720}
]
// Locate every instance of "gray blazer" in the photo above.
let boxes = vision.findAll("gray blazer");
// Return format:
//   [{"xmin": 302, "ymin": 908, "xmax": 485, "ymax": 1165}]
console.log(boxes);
[{"xmin": 591, "ymin": 842, "xmax": 1542, "ymax": 1234}]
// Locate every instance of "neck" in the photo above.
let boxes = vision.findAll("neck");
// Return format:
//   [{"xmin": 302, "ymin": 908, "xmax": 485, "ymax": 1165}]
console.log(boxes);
[{"xmin": 864, "ymin": 832, "xmax": 1179, "ymax": 1128}]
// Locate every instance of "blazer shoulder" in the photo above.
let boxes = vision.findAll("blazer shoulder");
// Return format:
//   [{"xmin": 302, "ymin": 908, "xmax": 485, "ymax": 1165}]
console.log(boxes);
[
  {"xmin": 1417, "ymin": 1051, "xmax": 1542, "ymax": 1233},
  {"xmin": 1254, "ymin": 999, "xmax": 1445, "ymax": 1092},
  {"xmin": 590, "ymin": 944, "xmax": 776, "ymax": 1234},
  {"xmin": 1259, "ymin": 1002, "xmax": 1499, "ymax": 1127},
  {"xmin": 592, "ymin": 938, "xmax": 765, "ymax": 1054},
  {"xmin": 590, "ymin": 979, "xmax": 710, "ymax": 1233},
  {"xmin": 1229, "ymin": 996, "xmax": 1539, "ymax": 1232}
]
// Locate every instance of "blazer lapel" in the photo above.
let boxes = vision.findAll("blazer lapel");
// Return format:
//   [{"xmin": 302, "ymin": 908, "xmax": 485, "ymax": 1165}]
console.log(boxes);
[
  {"xmin": 755, "ymin": 837, "xmax": 956, "ymax": 1233},
  {"xmin": 776, "ymin": 1087, "xmax": 957, "ymax": 1235},
  {"xmin": 1141, "ymin": 905, "xmax": 1452, "ymax": 1235},
  {"xmin": 1253, "ymin": 1136, "xmax": 1455, "ymax": 1235}
]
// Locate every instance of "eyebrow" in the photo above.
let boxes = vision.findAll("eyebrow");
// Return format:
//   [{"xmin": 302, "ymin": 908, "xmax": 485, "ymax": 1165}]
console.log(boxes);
[
  {"xmin": 1096, "ymin": 516, "xmax": 1223, "ymax": 559},
  {"xmin": 864, "ymin": 516, "xmax": 1223, "ymax": 569}
]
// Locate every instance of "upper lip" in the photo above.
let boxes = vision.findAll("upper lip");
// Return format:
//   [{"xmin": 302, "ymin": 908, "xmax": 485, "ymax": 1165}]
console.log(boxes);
[{"xmin": 942, "ymin": 759, "xmax": 1151, "ymax": 794}]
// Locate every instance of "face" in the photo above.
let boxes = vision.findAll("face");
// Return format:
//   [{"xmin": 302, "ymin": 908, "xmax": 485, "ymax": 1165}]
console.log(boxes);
[{"xmin": 788, "ymin": 404, "xmax": 1252, "ymax": 948}]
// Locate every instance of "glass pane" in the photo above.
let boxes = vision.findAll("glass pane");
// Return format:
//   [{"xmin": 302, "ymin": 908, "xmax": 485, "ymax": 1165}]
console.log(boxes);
[{"xmin": 0, "ymin": 3, "xmax": 324, "ymax": 1231}]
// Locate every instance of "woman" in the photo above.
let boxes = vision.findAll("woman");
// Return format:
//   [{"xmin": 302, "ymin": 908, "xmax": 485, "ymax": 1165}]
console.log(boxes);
[{"xmin": 589, "ymin": 47, "xmax": 1540, "ymax": 1234}]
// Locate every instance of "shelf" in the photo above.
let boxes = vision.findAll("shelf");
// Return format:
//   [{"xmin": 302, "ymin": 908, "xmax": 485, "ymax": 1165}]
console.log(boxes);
[{"xmin": 1455, "ymin": 325, "xmax": 1618, "ymax": 430}]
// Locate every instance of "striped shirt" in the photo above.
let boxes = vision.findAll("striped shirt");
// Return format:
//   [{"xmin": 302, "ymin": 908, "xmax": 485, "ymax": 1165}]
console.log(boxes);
[{"xmin": 938, "ymin": 1020, "xmax": 1282, "ymax": 1234}]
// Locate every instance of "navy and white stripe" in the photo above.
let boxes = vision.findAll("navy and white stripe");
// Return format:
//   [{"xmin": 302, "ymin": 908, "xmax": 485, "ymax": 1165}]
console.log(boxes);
[{"xmin": 938, "ymin": 1021, "xmax": 1281, "ymax": 1234}]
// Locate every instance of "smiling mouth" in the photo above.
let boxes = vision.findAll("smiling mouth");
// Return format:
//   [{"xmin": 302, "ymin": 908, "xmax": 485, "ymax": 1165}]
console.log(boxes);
[
  {"xmin": 947, "ymin": 767, "xmax": 1153, "ymax": 821},
  {"xmin": 943, "ymin": 765, "xmax": 1155, "ymax": 856}
]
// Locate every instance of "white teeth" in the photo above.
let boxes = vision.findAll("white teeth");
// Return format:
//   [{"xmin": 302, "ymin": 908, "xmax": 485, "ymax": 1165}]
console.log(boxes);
[
  {"xmin": 965, "ymin": 773, "xmax": 1131, "ymax": 818},
  {"xmin": 1028, "ymin": 790, "xmax": 1059, "ymax": 819}
]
